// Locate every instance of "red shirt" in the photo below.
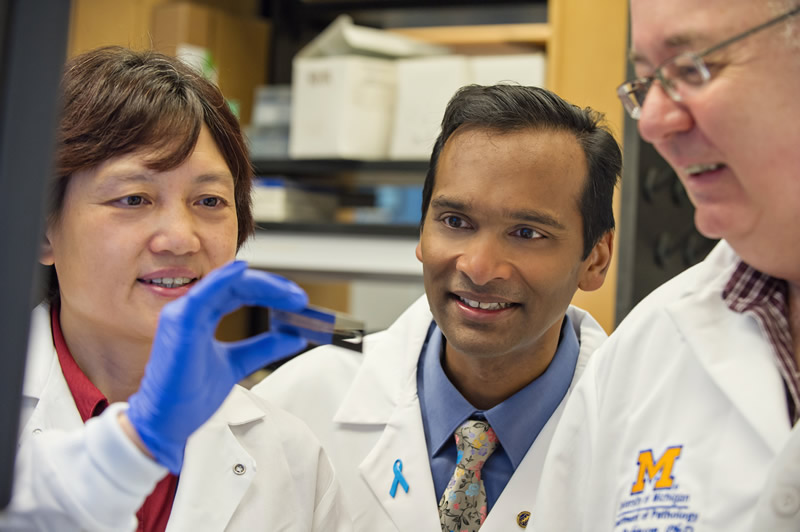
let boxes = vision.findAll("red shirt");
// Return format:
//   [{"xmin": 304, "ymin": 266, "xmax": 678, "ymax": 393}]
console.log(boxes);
[{"xmin": 52, "ymin": 306, "xmax": 179, "ymax": 532}]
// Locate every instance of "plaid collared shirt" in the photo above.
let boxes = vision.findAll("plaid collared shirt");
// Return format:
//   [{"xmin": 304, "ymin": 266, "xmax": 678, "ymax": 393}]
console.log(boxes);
[{"xmin": 722, "ymin": 260, "xmax": 800, "ymax": 424}]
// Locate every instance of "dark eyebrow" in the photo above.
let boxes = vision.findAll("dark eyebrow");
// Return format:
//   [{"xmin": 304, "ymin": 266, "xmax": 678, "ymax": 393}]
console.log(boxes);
[
  {"xmin": 503, "ymin": 208, "xmax": 565, "ymax": 231},
  {"xmin": 430, "ymin": 197, "xmax": 469, "ymax": 212},
  {"xmin": 430, "ymin": 196, "xmax": 565, "ymax": 231}
]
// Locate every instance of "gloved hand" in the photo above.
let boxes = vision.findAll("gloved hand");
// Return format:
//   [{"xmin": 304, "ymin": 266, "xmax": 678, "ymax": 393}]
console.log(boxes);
[{"xmin": 127, "ymin": 261, "xmax": 308, "ymax": 474}]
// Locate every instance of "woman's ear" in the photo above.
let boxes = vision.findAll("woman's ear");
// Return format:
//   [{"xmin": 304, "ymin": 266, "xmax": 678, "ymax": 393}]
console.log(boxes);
[
  {"xmin": 39, "ymin": 227, "xmax": 55, "ymax": 266},
  {"xmin": 577, "ymin": 230, "xmax": 614, "ymax": 292}
]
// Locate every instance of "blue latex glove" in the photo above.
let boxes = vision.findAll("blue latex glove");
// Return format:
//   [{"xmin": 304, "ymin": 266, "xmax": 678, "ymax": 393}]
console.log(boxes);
[{"xmin": 127, "ymin": 261, "xmax": 308, "ymax": 474}]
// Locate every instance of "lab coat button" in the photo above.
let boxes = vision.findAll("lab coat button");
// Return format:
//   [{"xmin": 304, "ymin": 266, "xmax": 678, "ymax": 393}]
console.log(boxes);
[
  {"xmin": 32, "ymin": 428, "xmax": 42, "ymax": 435},
  {"xmin": 233, "ymin": 463, "xmax": 246, "ymax": 475},
  {"xmin": 772, "ymin": 487, "xmax": 800, "ymax": 517}
]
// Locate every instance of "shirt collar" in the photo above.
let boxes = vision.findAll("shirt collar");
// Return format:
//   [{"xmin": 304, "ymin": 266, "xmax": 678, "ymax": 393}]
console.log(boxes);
[
  {"xmin": 722, "ymin": 259, "xmax": 788, "ymax": 314},
  {"xmin": 51, "ymin": 305, "xmax": 109, "ymax": 422},
  {"xmin": 419, "ymin": 314, "xmax": 580, "ymax": 468}
]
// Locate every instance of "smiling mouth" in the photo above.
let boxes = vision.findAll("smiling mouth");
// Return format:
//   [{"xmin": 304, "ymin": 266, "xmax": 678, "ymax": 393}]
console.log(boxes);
[
  {"xmin": 686, "ymin": 163, "xmax": 725, "ymax": 176},
  {"xmin": 140, "ymin": 277, "xmax": 198, "ymax": 289},
  {"xmin": 456, "ymin": 295, "xmax": 516, "ymax": 311}
]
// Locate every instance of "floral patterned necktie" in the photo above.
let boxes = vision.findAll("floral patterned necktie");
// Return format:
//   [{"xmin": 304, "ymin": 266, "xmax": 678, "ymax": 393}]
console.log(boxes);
[{"xmin": 438, "ymin": 419, "xmax": 499, "ymax": 532}]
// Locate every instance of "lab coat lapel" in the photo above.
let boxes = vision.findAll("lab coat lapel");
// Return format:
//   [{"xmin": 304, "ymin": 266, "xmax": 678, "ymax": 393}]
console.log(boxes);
[
  {"xmin": 668, "ymin": 280, "xmax": 790, "ymax": 455},
  {"xmin": 166, "ymin": 392, "xmax": 264, "ymax": 532},
  {"xmin": 335, "ymin": 296, "xmax": 439, "ymax": 529},
  {"xmin": 481, "ymin": 448, "xmax": 541, "ymax": 531},
  {"xmin": 358, "ymin": 384, "xmax": 441, "ymax": 531},
  {"xmin": 481, "ymin": 378, "xmax": 572, "ymax": 530},
  {"xmin": 334, "ymin": 295, "xmax": 432, "ymax": 425},
  {"xmin": 19, "ymin": 306, "xmax": 83, "ymax": 446}
]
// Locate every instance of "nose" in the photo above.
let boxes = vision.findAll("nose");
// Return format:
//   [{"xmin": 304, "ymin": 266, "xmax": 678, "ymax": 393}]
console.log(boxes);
[
  {"xmin": 149, "ymin": 204, "xmax": 202, "ymax": 256},
  {"xmin": 455, "ymin": 235, "xmax": 513, "ymax": 286},
  {"xmin": 636, "ymin": 81, "xmax": 694, "ymax": 144}
]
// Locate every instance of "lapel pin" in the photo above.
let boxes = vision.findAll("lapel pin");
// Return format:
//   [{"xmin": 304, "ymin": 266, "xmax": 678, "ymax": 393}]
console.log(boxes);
[
  {"xmin": 389, "ymin": 459, "xmax": 409, "ymax": 498},
  {"xmin": 517, "ymin": 511, "xmax": 531, "ymax": 528}
]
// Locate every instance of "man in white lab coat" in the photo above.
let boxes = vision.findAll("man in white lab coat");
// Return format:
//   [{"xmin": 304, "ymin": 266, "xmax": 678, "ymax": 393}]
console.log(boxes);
[
  {"xmin": 532, "ymin": 1, "xmax": 800, "ymax": 531},
  {"xmin": 255, "ymin": 84, "xmax": 621, "ymax": 531}
]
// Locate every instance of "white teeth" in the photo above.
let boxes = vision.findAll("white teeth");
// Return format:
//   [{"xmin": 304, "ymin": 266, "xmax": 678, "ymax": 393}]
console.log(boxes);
[
  {"xmin": 459, "ymin": 296, "xmax": 512, "ymax": 310},
  {"xmin": 148, "ymin": 277, "xmax": 193, "ymax": 288},
  {"xmin": 686, "ymin": 163, "xmax": 723, "ymax": 175}
]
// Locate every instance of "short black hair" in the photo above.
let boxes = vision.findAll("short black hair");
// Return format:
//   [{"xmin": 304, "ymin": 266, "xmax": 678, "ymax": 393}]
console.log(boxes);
[{"xmin": 421, "ymin": 84, "xmax": 621, "ymax": 259}]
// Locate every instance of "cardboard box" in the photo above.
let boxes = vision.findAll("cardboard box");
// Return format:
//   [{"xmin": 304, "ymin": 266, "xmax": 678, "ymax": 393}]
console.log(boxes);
[
  {"xmin": 389, "ymin": 55, "xmax": 470, "ymax": 161},
  {"xmin": 289, "ymin": 15, "xmax": 447, "ymax": 160},
  {"xmin": 470, "ymin": 53, "xmax": 547, "ymax": 87},
  {"xmin": 174, "ymin": 0, "xmax": 259, "ymax": 17},
  {"xmin": 152, "ymin": 2, "xmax": 269, "ymax": 126},
  {"xmin": 68, "ymin": 0, "xmax": 168, "ymax": 56}
]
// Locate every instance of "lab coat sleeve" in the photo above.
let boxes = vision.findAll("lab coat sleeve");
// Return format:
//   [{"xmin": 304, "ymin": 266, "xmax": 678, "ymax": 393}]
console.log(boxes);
[
  {"xmin": 531, "ymin": 342, "xmax": 602, "ymax": 531},
  {"xmin": 0, "ymin": 402, "xmax": 168, "ymax": 532}
]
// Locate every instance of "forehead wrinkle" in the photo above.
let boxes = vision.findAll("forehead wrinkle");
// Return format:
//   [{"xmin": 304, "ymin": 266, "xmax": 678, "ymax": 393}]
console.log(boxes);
[
  {"xmin": 630, "ymin": 33, "xmax": 702, "ymax": 64},
  {"xmin": 92, "ymin": 167, "xmax": 232, "ymax": 198},
  {"xmin": 92, "ymin": 169, "xmax": 154, "ymax": 191},
  {"xmin": 195, "ymin": 172, "xmax": 234, "ymax": 186},
  {"xmin": 631, "ymin": 19, "xmax": 734, "ymax": 70}
]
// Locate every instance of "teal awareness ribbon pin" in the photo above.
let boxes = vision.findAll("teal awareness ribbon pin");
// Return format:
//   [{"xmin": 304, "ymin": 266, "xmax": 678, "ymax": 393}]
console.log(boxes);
[{"xmin": 390, "ymin": 459, "xmax": 409, "ymax": 498}]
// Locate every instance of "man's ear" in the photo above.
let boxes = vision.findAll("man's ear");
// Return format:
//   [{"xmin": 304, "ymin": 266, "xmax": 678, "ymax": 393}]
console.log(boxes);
[
  {"xmin": 577, "ymin": 230, "xmax": 614, "ymax": 292},
  {"xmin": 39, "ymin": 227, "xmax": 55, "ymax": 266}
]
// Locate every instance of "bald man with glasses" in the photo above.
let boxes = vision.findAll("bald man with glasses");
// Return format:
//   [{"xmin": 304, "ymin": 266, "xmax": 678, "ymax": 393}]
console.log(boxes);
[{"xmin": 532, "ymin": 2, "xmax": 800, "ymax": 531}]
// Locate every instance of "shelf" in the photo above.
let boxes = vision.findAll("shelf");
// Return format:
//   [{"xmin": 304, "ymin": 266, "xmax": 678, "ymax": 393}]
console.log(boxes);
[
  {"xmin": 252, "ymin": 159, "xmax": 429, "ymax": 176},
  {"xmin": 255, "ymin": 222, "xmax": 418, "ymax": 237},
  {"xmin": 238, "ymin": 226, "xmax": 422, "ymax": 280},
  {"xmin": 289, "ymin": 0, "xmax": 545, "ymax": 13},
  {"xmin": 388, "ymin": 23, "xmax": 550, "ymax": 47}
]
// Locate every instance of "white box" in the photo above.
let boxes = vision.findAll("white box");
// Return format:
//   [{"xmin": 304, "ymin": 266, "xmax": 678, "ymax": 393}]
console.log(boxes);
[
  {"xmin": 290, "ymin": 56, "xmax": 397, "ymax": 160},
  {"xmin": 252, "ymin": 178, "xmax": 338, "ymax": 222},
  {"xmin": 469, "ymin": 53, "xmax": 547, "ymax": 88},
  {"xmin": 389, "ymin": 56, "xmax": 471, "ymax": 161},
  {"xmin": 289, "ymin": 15, "xmax": 447, "ymax": 160}
]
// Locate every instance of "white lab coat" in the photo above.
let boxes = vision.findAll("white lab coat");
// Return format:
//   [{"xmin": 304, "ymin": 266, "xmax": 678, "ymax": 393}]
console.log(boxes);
[
  {"xmin": 4, "ymin": 304, "xmax": 351, "ymax": 532},
  {"xmin": 532, "ymin": 241, "xmax": 800, "ymax": 532},
  {"xmin": 255, "ymin": 295, "xmax": 607, "ymax": 531}
]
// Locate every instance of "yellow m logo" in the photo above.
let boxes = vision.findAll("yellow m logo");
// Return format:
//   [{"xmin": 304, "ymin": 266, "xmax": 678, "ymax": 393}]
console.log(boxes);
[{"xmin": 631, "ymin": 446, "xmax": 682, "ymax": 494}]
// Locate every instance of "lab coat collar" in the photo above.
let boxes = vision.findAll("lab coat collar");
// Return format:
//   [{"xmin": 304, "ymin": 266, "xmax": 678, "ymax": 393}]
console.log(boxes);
[
  {"xmin": 565, "ymin": 304, "xmax": 606, "ymax": 385},
  {"xmin": 22, "ymin": 304, "xmax": 60, "ymax": 402},
  {"xmin": 166, "ymin": 387, "xmax": 263, "ymax": 531},
  {"xmin": 332, "ymin": 297, "xmax": 602, "ymax": 427},
  {"xmin": 667, "ymin": 241, "xmax": 791, "ymax": 455},
  {"xmin": 19, "ymin": 304, "xmax": 85, "ymax": 444},
  {"xmin": 333, "ymin": 295, "xmax": 432, "ymax": 425}
]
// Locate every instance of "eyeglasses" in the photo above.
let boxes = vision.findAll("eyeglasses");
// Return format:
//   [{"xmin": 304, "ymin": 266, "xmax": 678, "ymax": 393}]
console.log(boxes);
[{"xmin": 617, "ymin": 5, "xmax": 800, "ymax": 119}]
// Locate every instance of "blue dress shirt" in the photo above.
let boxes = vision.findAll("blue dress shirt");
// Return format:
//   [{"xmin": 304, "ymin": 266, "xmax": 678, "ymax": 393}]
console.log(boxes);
[{"xmin": 416, "ymin": 315, "xmax": 579, "ymax": 511}]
